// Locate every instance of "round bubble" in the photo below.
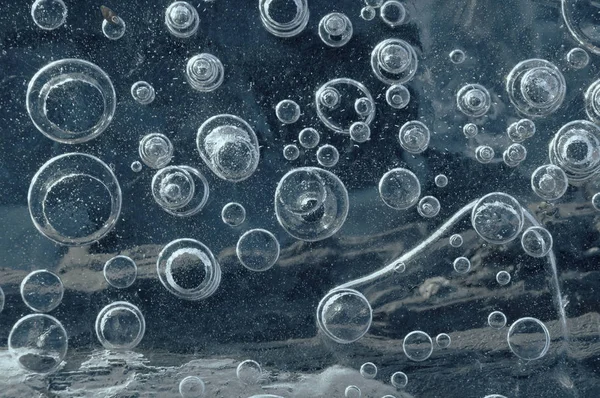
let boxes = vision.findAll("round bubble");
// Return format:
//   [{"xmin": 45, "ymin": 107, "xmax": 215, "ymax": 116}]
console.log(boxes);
[
  {"xmin": 457, "ymin": 83, "xmax": 491, "ymax": 117},
  {"xmin": 584, "ymin": 79, "xmax": 600, "ymax": 124},
  {"xmin": 531, "ymin": 164, "xmax": 568, "ymax": 201},
  {"xmin": 380, "ymin": 1, "xmax": 406, "ymax": 27},
  {"xmin": 316, "ymin": 144, "xmax": 340, "ymax": 167},
  {"xmin": 28, "ymin": 153, "xmax": 122, "ymax": 246},
  {"xmin": 179, "ymin": 376, "xmax": 206, "ymax": 397},
  {"xmin": 453, "ymin": 257, "xmax": 471, "ymax": 273},
  {"xmin": 508, "ymin": 118, "xmax": 536, "ymax": 142},
  {"xmin": 345, "ymin": 385, "xmax": 361, "ymax": 398},
  {"xmin": 436, "ymin": 333, "xmax": 451, "ymax": 348},
  {"xmin": 503, "ymin": 143, "xmax": 527, "ymax": 167},
  {"xmin": 449, "ymin": 234, "xmax": 463, "ymax": 247},
  {"xmin": 222, "ymin": 202, "xmax": 246, "ymax": 226},
  {"xmin": 165, "ymin": 1, "xmax": 199, "ymax": 38},
  {"xmin": 139, "ymin": 133, "xmax": 174, "ymax": 169},
  {"xmin": 471, "ymin": 192, "xmax": 524, "ymax": 245},
  {"xmin": 131, "ymin": 81, "xmax": 155, "ymax": 105},
  {"xmin": 283, "ymin": 144, "xmax": 300, "ymax": 160},
  {"xmin": 567, "ymin": 47, "xmax": 589, "ymax": 69},
  {"xmin": 475, "ymin": 145, "xmax": 494, "ymax": 164},
  {"xmin": 488, "ymin": 311, "xmax": 507, "ymax": 329},
  {"xmin": 390, "ymin": 371, "xmax": 408, "ymax": 388},
  {"xmin": 319, "ymin": 13, "xmax": 353, "ymax": 47},
  {"xmin": 317, "ymin": 289, "xmax": 372, "ymax": 344},
  {"xmin": 386, "ymin": 84, "xmax": 410, "ymax": 109},
  {"xmin": 316, "ymin": 78, "xmax": 376, "ymax": 134},
  {"xmin": 360, "ymin": 362, "xmax": 377, "ymax": 379},
  {"xmin": 157, "ymin": 239, "xmax": 222, "ymax": 300},
  {"xmin": 276, "ymin": 100, "xmax": 301, "ymax": 124},
  {"xmin": 131, "ymin": 161, "xmax": 142, "ymax": 172},
  {"xmin": 371, "ymin": 39, "xmax": 418, "ymax": 85},
  {"xmin": 95, "ymin": 301, "xmax": 145, "ymax": 350},
  {"xmin": 197, "ymin": 114, "xmax": 260, "ymax": 182},
  {"xmin": 435, "ymin": 174, "xmax": 448, "ymax": 187},
  {"xmin": 26, "ymin": 59, "xmax": 116, "ymax": 144},
  {"xmin": 521, "ymin": 226, "xmax": 553, "ymax": 257},
  {"xmin": 593, "ymin": 193, "xmax": 600, "ymax": 210},
  {"xmin": 549, "ymin": 120, "xmax": 600, "ymax": 182},
  {"xmin": 259, "ymin": 0, "xmax": 309, "ymax": 38},
  {"xmin": 403, "ymin": 330, "xmax": 433, "ymax": 361},
  {"xmin": 299, "ymin": 128, "xmax": 320, "ymax": 148},
  {"xmin": 237, "ymin": 229, "xmax": 280, "ymax": 272},
  {"xmin": 417, "ymin": 196, "xmax": 440, "ymax": 218},
  {"xmin": 102, "ymin": 17, "xmax": 126, "ymax": 40},
  {"xmin": 152, "ymin": 166, "xmax": 196, "ymax": 211},
  {"xmin": 104, "ymin": 255, "xmax": 137, "ymax": 289},
  {"xmin": 562, "ymin": 0, "xmax": 600, "ymax": 55},
  {"xmin": 463, "ymin": 123, "xmax": 479, "ymax": 138},
  {"xmin": 237, "ymin": 359, "xmax": 262, "ymax": 384},
  {"xmin": 449, "ymin": 49, "xmax": 466, "ymax": 64},
  {"xmin": 506, "ymin": 59, "xmax": 565, "ymax": 117},
  {"xmin": 399, "ymin": 121, "xmax": 430, "ymax": 153},
  {"xmin": 186, "ymin": 53, "xmax": 224, "ymax": 92},
  {"xmin": 496, "ymin": 270, "xmax": 511, "ymax": 285},
  {"xmin": 31, "ymin": 0, "xmax": 67, "ymax": 30},
  {"xmin": 360, "ymin": 6, "xmax": 376, "ymax": 21},
  {"xmin": 9, "ymin": 314, "xmax": 68, "ymax": 373},
  {"xmin": 349, "ymin": 122, "xmax": 371, "ymax": 143},
  {"xmin": 20, "ymin": 270, "xmax": 63, "ymax": 313},
  {"xmin": 379, "ymin": 168, "xmax": 421, "ymax": 210},
  {"xmin": 393, "ymin": 260, "xmax": 406, "ymax": 273},
  {"xmin": 507, "ymin": 317, "xmax": 550, "ymax": 360}
]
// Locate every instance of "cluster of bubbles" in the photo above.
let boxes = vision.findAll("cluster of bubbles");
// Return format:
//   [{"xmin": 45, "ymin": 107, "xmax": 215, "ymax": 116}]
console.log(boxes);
[
  {"xmin": 503, "ymin": 143, "xmax": 527, "ymax": 167},
  {"xmin": 507, "ymin": 118, "xmax": 535, "ymax": 142}
]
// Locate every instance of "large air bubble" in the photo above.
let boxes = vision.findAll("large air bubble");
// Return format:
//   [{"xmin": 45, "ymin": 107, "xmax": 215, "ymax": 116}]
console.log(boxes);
[
  {"xmin": 471, "ymin": 192, "xmax": 524, "ymax": 245},
  {"xmin": 549, "ymin": 120, "xmax": 600, "ymax": 182},
  {"xmin": 317, "ymin": 289, "xmax": 372, "ymax": 344}
]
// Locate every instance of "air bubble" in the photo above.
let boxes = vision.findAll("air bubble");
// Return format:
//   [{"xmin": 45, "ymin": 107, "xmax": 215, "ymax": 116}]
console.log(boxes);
[
  {"xmin": 463, "ymin": 123, "xmax": 479, "ymax": 138},
  {"xmin": 393, "ymin": 260, "xmax": 406, "ymax": 273},
  {"xmin": 316, "ymin": 144, "xmax": 340, "ymax": 167},
  {"xmin": 237, "ymin": 229, "xmax": 280, "ymax": 272},
  {"xmin": 507, "ymin": 118, "xmax": 536, "ymax": 142},
  {"xmin": 417, "ymin": 196, "xmax": 440, "ymax": 218},
  {"xmin": 317, "ymin": 289, "xmax": 372, "ymax": 344},
  {"xmin": 26, "ymin": 59, "xmax": 116, "ymax": 144},
  {"xmin": 259, "ymin": 0, "xmax": 309, "ymax": 38},
  {"xmin": 507, "ymin": 317, "xmax": 550, "ymax": 360},
  {"xmin": 449, "ymin": 234, "xmax": 463, "ymax": 247},
  {"xmin": 593, "ymin": 193, "xmax": 600, "ymax": 210},
  {"xmin": 457, "ymin": 84, "xmax": 491, "ymax": 117},
  {"xmin": 104, "ymin": 255, "xmax": 137, "ymax": 289},
  {"xmin": 360, "ymin": 6, "xmax": 376, "ymax": 21},
  {"xmin": 360, "ymin": 362, "xmax": 377, "ymax": 379},
  {"xmin": 496, "ymin": 270, "xmax": 511, "ymax": 285},
  {"xmin": 403, "ymin": 330, "xmax": 433, "ymax": 361},
  {"xmin": 298, "ymin": 128, "xmax": 320, "ymax": 148},
  {"xmin": 9, "ymin": 314, "xmax": 68, "ymax": 374},
  {"xmin": 139, "ymin": 133, "xmax": 174, "ymax": 169},
  {"xmin": 521, "ymin": 226, "xmax": 553, "ymax": 257},
  {"xmin": 185, "ymin": 53, "xmax": 224, "ymax": 92},
  {"xmin": 197, "ymin": 114, "xmax": 260, "ymax": 182},
  {"xmin": 319, "ymin": 13, "xmax": 353, "ymax": 47},
  {"xmin": 276, "ymin": 99, "xmax": 301, "ymax": 124},
  {"xmin": 102, "ymin": 16, "xmax": 126, "ymax": 40},
  {"xmin": 488, "ymin": 311, "xmax": 507, "ymax": 329},
  {"xmin": 344, "ymin": 385, "xmax": 361, "ymax": 398},
  {"xmin": 371, "ymin": 39, "xmax": 418, "ymax": 85},
  {"xmin": 471, "ymin": 192, "xmax": 524, "ymax": 245},
  {"xmin": 179, "ymin": 376, "xmax": 206, "ymax": 397},
  {"xmin": 562, "ymin": 1, "xmax": 600, "ymax": 55},
  {"xmin": 475, "ymin": 145, "xmax": 495, "ymax": 164},
  {"xmin": 131, "ymin": 161, "xmax": 142, "ymax": 172},
  {"xmin": 453, "ymin": 257, "xmax": 471, "ymax": 273},
  {"xmin": 355, "ymin": 97, "xmax": 374, "ymax": 117},
  {"xmin": 584, "ymin": 80, "xmax": 600, "ymax": 124},
  {"xmin": 506, "ymin": 59, "xmax": 565, "ymax": 117},
  {"xmin": 237, "ymin": 359, "xmax": 262, "ymax": 384},
  {"xmin": 449, "ymin": 49, "xmax": 466, "ymax": 64},
  {"xmin": 316, "ymin": 78, "xmax": 376, "ymax": 133},
  {"xmin": 152, "ymin": 166, "xmax": 195, "ymax": 210},
  {"xmin": 28, "ymin": 153, "xmax": 122, "ymax": 246},
  {"xmin": 380, "ymin": 0, "xmax": 406, "ymax": 27},
  {"xmin": 283, "ymin": 144, "xmax": 300, "ymax": 160},
  {"xmin": 531, "ymin": 164, "xmax": 568, "ymax": 201},
  {"xmin": 31, "ymin": 0, "xmax": 67, "ymax": 30},
  {"xmin": 503, "ymin": 143, "xmax": 527, "ymax": 167},
  {"xmin": 349, "ymin": 122, "xmax": 371, "ymax": 143},
  {"xmin": 398, "ymin": 120, "xmax": 430, "ymax": 154},
  {"xmin": 165, "ymin": 1, "xmax": 199, "ymax": 38},
  {"xmin": 157, "ymin": 239, "xmax": 222, "ymax": 300},
  {"xmin": 0, "ymin": 287, "xmax": 4, "ymax": 313},
  {"xmin": 434, "ymin": 174, "xmax": 448, "ymax": 187},
  {"xmin": 549, "ymin": 120, "xmax": 600, "ymax": 182},
  {"xmin": 379, "ymin": 168, "xmax": 421, "ymax": 210},
  {"xmin": 20, "ymin": 270, "xmax": 64, "ymax": 312},
  {"xmin": 95, "ymin": 301, "xmax": 145, "ymax": 350},
  {"xmin": 131, "ymin": 81, "xmax": 155, "ymax": 105},
  {"xmin": 386, "ymin": 84, "xmax": 410, "ymax": 109},
  {"xmin": 390, "ymin": 371, "xmax": 408, "ymax": 388},
  {"xmin": 221, "ymin": 202, "xmax": 246, "ymax": 226},
  {"xmin": 436, "ymin": 333, "xmax": 451, "ymax": 348},
  {"xmin": 566, "ymin": 47, "xmax": 589, "ymax": 69}
]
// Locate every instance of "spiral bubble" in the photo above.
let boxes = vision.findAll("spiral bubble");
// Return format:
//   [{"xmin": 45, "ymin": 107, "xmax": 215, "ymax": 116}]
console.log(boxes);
[
  {"xmin": 316, "ymin": 78, "xmax": 376, "ymax": 133},
  {"xmin": 275, "ymin": 167, "xmax": 349, "ymax": 241},
  {"xmin": 436, "ymin": 333, "xmax": 451, "ymax": 348},
  {"xmin": 531, "ymin": 164, "xmax": 569, "ymax": 201},
  {"xmin": 434, "ymin": 174, "xmax": 448, "ymax": 187},
  {"xmin": 386, "ymin": 84, "xmax": 410, "ymax": 109},
  {"xmin": 27, "ymin": 59, "xmax": 116, "ymax": 144},
  {"xmin": 549, "ymin": 120, "xmax": 600, "ymax": 182},
  {"xmin": 475, "ymin": 145, "xmax": 495, "ymax": 164},
  {"xmin": 371, "ymin": 39, "xmax": 418, "ymax": 85},
  {"xmin": 471, "ymin": 192, "xmax": 524, "ymax": 245},
  {"xmin": 507, "ymin": 118, "xmax": 536, "ymax": 142},
  {"xmin": 20, "ymin": 270, "xmax": 64, "ymax": 313},
  {"xmin": 503, "ymin": 143, "xmax": 527, "ymax": 167},
  {"xmin": 399, "ymin": 120, "xmax": 430, "ymax": 153},
  {"xmin": 237, "ymin": 229, "xmax": 280, "ymax": 272},
  {"xmin": 506, "ymin": 59, "xmax": 566, "ymax": 117},
  {"xmin": 299, "ymin": 128, "xmax": 320, "ymax": 148},
  {"xmin": 259, "ymin": 0, "xmax": 309, "ymax": 38},
  {"xmin": 360, "ymin": 6, "xmax": 376, "ymax": 21},
  {"xmin": 567, "ymin": 47, "xmax": 589, "ymax": 69},
  {"xmin": 31, "ymin": 0, "xmax": 67, "ymax": 30},
  {"xmin": 463, "ymin": 123, "xmax": 479, "ymax": 138},
  {"xmin": 521, "ymin": 226, "xmax": 553, "ymax": 257},
  {"xmin": 449, "ymin": 49, "xmax": 466, "ymax": 64},
  {"xmin": 403, "ymin": 330, "xmax": 433, "ymax": 361},
  {"xmin": 391, "ymin": 371, "xmax": 408, "ymax": 388},
  {"xmin": 317, "ymin": 144, "xmax": 340, "ymax": 167},
  {"xmin": 584, "ymin": 79, "xmax": 600, "ymax": 124},
  {"xmin": 317, "ymin": 289, "xmax": 372, "ymax": 344},
  {"xmin": 139, "ymin": 133, "xmax": 174, "ymax": 169},
  {"xmin": 28, "ymin": 153, "xmax": 122, "ymax": 246},
  {"xmin": 131, "ymin": 81, "xmax": 155, "ymax": 105},
  {"xmin": 507, "ymin": 317, "xmax": 550, "ymax": 360},
  {"xmin": 104, "ymin": 255, "xmax": 137, "ymax": 289},
  {"xmin": 165, "ymin": 1, "xmax": 199, "ymax": 38},
  {"xmin": 380, "ymin": 0, "xmax": 406, "ymax": 27},
  {"xmin": 457, "ymin": 83, "xmax": 491, "ymax": 117},
  {"xmin": 417, "ymin": 196, "xmax": 440, "ymax": 218},
  {"xmin": 237, "ymin": 360, "xmax": 262, "ymax": 384},
  {"xmin": 276, "ymin": 99, "xmax": 301, "ymax": 124},
  {"xmin": 349, "ymin": 122, "xmax": 371, "ymax": 143},
  {"xmin": 360, "ymin": 362, "xmax": 377, "ymax": 379},
  {"xmin": 95, "ymin": 301, "xmax": 145, "ymax": 350},
  {"xmin": 186, "ymin": 53, "xmax": 224, "ymax": 92},
  {"xmin": 453, "ymin": 256, "xmax": 471, "ymax": 273},
  {"xmin": 496, "ymin": 271, "xmax": 511, "ymax": 285},
  {"xmin": 379, "ymin": 168, "xmax": 421, "ymax": 210},
  {"xmin": 179, "ymin": 376, "xmax": 206, "ymax": 397},
  {"xmin": 9, "ymin": 314, "xmax": 68, "ymax": 374},
  {"xmin": 283, "ymin": 144, "xmax": 300, "ymax": 160},
  {"xmin": 157, "ymin": 239, "xmax": 221, "ymax": 300},
  {"xmin": 102, "ymin": 17, "xmax": 126, "ymax": 40},
  {"xmin": 488, "ymin": 311, "xmax": 507, "ymax": 329},
  {"xmin": 197, "ymin": 114, "xmax": 260, "ymax": 182},
  {"xmin": 319, "ymin": 13, "xmax": 353, "ymax": 47},
  {"xmin": 221, "ymin": 202, "xmax": 246, "ymax": 226}
]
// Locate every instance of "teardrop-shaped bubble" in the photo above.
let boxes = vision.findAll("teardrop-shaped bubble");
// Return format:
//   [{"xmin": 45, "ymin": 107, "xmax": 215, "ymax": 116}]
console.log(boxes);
[
  {"xmin": 457, "ymin": 84, "xmax": 491, "ymax": 117},
  {"xmin": 139, "ymin": 133, "xmax": 174, "ymax": 169},
  {"xmin": 471, "ymin": 192, "xmax": 524, "ymax": 245},
  {"xmin": 371, "ymin": 38, "xmax": 418, "ymax": 84},
  {"xmin": 185, "ymin": 54, "xmax": 224, "ymax": 92},
  {"xmin": 379, "ymin": 168, "xmax": 421, "ymax": 210},
  {"xmin": 259, "ymin": 0, "xmax": 309, "ymax": 38},
  {"xmin": 507, "ymin": 317, "xmax": 550, "ymax": 360},
  {"xmin": 165, "ymin": 1, "xmax": 199, "ymax": 38},
  {"xmin": 531, "ymin": 164, "xmax": 568, "ymax": 201},
  {"xmin": 317, "ymin": 288, "xmax": 372, "ymax": 344},
  {"xmin": 197, "ymin": 114, "xmax": 260, "ymax": 182},
  {"xmin": 95, "ymin": 301, "xmax": 145, "ymax": 350},
  {"xmin": 549, "ymin": 120, "xmax": 600, "ymax": 182}
]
